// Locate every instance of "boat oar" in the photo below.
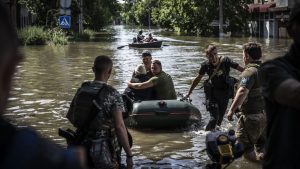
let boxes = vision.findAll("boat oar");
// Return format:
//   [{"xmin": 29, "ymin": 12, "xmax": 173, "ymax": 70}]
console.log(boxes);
[{"xmin": 117, "ymin": 45, "xmax": 128, "ymax": 49}]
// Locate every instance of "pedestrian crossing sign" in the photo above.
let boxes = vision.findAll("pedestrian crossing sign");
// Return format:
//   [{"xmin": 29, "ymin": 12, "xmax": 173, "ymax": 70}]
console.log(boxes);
[{"xmin": 59, "ymin": 15, "xmax": 71, "ymax": 29}]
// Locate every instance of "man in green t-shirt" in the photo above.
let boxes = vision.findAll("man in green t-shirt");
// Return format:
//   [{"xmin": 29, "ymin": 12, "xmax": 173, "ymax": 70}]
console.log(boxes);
[{"xmin": 128, "ymin": 60, "xmax": 177, "ymax": 100}]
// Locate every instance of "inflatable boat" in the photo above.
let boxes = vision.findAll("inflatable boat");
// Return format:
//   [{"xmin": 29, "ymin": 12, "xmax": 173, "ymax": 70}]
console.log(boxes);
[{"xmin": 125, "ymin": 99, "xmax": 201, "ymax": 129}]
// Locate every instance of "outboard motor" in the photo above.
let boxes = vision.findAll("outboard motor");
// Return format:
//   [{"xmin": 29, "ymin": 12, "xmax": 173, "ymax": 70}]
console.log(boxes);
[{"xmin": 205, "ymin": 129, "xmax": 244, "ymax": 169}]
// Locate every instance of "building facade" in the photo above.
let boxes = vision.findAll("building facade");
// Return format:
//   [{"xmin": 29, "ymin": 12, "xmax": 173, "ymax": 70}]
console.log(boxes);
[{"xmin": 249, "ymin": 0, "xmax": 300, "ymax": 38}]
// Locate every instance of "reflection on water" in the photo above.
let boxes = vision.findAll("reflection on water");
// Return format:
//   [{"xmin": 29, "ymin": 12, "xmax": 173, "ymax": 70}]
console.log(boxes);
[{"xmin": 6, "ymin": 25, "xmax": 292, "ymax": 168}]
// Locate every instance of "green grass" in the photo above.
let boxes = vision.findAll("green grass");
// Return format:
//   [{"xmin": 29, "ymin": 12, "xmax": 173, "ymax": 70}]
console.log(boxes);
[
  {"xmin": 47, "ymin": 28, "xmax": 68, "ymax": 45},
  {"xmin": 18, "ymin": 26, "xmax": 47, "ymax": 45},
  {"xmin": 73, "ymin": 29, "xmax": 96, "ymax": 41},
  {"xmin": 18, "ymin": 26, "xmax": 68, "ymax": 45}
]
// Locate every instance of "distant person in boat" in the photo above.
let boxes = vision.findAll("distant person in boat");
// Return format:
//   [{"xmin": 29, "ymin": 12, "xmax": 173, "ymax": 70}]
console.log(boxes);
[
  {"xmin": 128, "ymin": 60, "xmax": 177, "ymax": 100},
  {"xmin": 0, "ymin": 2, "xmax": 85, "ymax": 169},
  {"xmin": 260, "ymin": 4, "xmax": 300, "ymax": 169},
  {"xmin": 133, "ymin": 51, "xmax": 154, "ymax": 78},
  {"xmin": 124, "ymin": 64, "xmax": 154, "ymax": 101},
  {"xmin": 186, "ymin": 44, "xmax": 244, "ymax": 131},
  {"xmin": 144, "ymin": 33, "xmax": 157, "ymax": 43},
  {"xmin": 227, "ymin": 42, "xmax": 266, "ymax": 162},
  {"xmin": 136, "ymin": 30, "xmax": 145, "ymax": 43}
]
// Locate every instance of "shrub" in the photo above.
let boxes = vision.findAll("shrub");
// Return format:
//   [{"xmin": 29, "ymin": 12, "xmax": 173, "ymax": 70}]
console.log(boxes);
[
  {"xmin": 73, "ymin": 29, "xmax": 96, "ymax": 41},
  {"xmin": 18, "ymin": 26, "xmax": 47, "ymax": 45},
  {"xmin": 47, "ymin": 28, "xmax": 68, "ymax": 45}
]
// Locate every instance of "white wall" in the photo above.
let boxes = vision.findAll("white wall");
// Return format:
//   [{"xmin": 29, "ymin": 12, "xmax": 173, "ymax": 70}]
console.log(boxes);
[{"xmin": 276, "ymin": 0, "xmax": 288, "ymax": 7}]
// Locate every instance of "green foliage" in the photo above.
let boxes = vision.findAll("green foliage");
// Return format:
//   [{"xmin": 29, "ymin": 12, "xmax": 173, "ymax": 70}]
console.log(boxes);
[
  {"xmin": 18, "ymin": 26, "xmax": 68, "ymax": 45},
  {"xmin": 122, "ymin": 0, "xmax": 157, "ymax": 26},
  {"xmin": 18, "ymin": 0, "xmax": 59, "ymax": 27},
  {"xmin": 18, "ymin": 26, "xmax": 47, "ymax": 45},
  {"xmin": 122, "ymin": 0, "xmax": 252, "ymax": 36},
  {"xmin": 83, "ymin": 0, "xmax": 121, "ymax": 30},
  {"xmin": 18, "ymin": 0, "xmax": 120, "ymax": 30},
  {"xmin": 73, "ymin": 29, "xmax": 97, "ymax": 41},
  {"xmin": 47, "ymin": 28, "xmax": 68, "ymax": 45}
]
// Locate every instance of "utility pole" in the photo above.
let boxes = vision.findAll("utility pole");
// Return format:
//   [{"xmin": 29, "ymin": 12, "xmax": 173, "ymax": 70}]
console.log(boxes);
[
  {"xmin": 78, "ymin": 0, "xmax": 83, "ymax": 34},
  {"xmin": 148, "ymin": 8, "xmax": 151, "ymax": 31},
  {"xmin": 219, "ymin": 0, "xmax": 224, "ymax": 38}
]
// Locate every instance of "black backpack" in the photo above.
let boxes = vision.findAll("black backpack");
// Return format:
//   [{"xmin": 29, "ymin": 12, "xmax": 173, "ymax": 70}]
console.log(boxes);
[{"xmin": 66, "ymin": 81, "xmax": 106, "ymax": 129}]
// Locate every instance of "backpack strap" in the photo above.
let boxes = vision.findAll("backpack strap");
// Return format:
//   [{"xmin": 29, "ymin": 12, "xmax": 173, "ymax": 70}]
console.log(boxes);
[
  {"xmin": 73, "ymin": 83, "xmax": 108, "ymax": 143},
  {"xmin": 83, "ymin": 83, "xmax": 107, "ymax": 130}
]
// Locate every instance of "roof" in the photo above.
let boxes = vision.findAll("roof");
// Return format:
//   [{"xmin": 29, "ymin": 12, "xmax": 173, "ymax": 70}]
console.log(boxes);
[{"xmin": 248, "ymin": 2, "xmax": 276, "ymax": 13}]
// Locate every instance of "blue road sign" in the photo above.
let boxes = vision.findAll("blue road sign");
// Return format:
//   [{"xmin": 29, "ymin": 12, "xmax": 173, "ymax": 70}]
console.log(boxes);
[{"xmin": 59, "ymin": 15, "xmax": 71, "ymax": 29}]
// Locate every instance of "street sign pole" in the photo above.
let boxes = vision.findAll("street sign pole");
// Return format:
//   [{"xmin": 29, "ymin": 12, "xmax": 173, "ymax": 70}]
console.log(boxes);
[
  {"xmin": 78, "ymin": 0, "xmax": 83, "ymax": 34},
  {"xmin": 59, "ymin": 0, "xmax": 72, "ymax": 29}
]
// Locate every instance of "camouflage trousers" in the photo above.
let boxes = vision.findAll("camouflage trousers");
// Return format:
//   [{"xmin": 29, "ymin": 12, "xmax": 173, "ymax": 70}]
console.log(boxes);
[{"xmin": 236, "ymin": 111, "xmax": 266, "ymax": 154}]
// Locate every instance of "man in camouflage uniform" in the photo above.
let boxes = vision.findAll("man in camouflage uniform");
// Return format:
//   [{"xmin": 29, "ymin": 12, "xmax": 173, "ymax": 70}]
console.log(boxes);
[
  {"xmin": 227, "ymin": 42, "xmax": 266, "ymax": 162},
  {"xmin": 68, "ymin": 56, "xmax": 133, "ymax": 169}
]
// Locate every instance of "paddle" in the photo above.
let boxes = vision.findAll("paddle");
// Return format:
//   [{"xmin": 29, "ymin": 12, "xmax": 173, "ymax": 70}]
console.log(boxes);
[{"xmin": 117, "ymin": 45, "xmax": 128, "ymax": 49}]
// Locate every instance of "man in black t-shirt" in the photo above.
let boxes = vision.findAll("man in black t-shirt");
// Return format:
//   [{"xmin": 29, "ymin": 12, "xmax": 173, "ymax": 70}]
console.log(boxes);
[
  {"xmin": 187, "ymin": 45, "xmax": 244, "ymax": 131},
  {"xmin": 260, "ymin": 4, "xmax": 300, "ymax": 169}
]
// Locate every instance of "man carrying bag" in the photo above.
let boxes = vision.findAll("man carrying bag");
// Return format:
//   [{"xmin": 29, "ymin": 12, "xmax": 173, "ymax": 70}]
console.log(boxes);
[{"xmin": 62, "ymin": 55, "xmax": 133, "ymax": 169}]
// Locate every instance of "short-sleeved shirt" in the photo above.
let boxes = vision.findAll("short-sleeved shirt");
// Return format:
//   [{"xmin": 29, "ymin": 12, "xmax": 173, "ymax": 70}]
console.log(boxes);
[
  {"xmin": 89, "ymin": 81, "xmax": 125, "ymax": 131},
  {"xmin": 149, "ymin": 71, "xmax": 177, "ymax": 100},
  {"xmin": 239, "ymin": 61, "xmax": 264, "ymax": 113},
  {"xmin": 87, "ymin": 81, "xmax": 125, "ymax": 158},
  {"xmin": 261, "ymin": 44, "xmax": 300, "ymax": 169},
  {"xmin": 199, "ymin": 56, "xmax": 239, "ymax": 89}
]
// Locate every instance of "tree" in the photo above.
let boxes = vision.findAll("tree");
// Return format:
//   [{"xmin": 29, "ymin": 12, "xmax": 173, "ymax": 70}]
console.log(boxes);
[
  {"xmin": 18, "ymin": 0, "xmax": 121, "ymax": 30},
  {"xmin": 83, "ymin": 0, "xmax": 121, "ymax": 30},
  {"xmin": 122, "ymin": 0, "xmax": 252, "ymax": 36}
]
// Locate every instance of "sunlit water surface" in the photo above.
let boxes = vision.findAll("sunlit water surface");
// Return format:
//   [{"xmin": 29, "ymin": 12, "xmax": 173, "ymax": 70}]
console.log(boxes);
[{"xmin": 5, "ymin": 25, "xmax": 292, "ymax": 169}]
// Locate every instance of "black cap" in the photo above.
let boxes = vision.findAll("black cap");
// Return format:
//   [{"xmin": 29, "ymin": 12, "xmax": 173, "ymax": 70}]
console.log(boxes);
[
  {"xmin": 289, "ymin": 3, "xmax": 300, "ymax": 24},
  {"xmin": 142, "ymin": 50, "xmax": 151, "ymax": 57}
]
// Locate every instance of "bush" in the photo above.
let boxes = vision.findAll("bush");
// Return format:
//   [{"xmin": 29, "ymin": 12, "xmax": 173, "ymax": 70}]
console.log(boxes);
[
  {"xmin": 47, "ymin": 28, "xmax": 68, "ymax": 45},
  {"xmin": 73, "ymin": 29, "xmax": 96, "ymax": 41},
  {"xmin": 18, "ymin": 26, "xmax": 47, "ymax": 45},
  {"xmin": 18, "ymin": 26, "xmax": 68, "ymax": 45},
  {"xmin": 83, "ymin": 29, "xmax": 96, "ymax": 40}
]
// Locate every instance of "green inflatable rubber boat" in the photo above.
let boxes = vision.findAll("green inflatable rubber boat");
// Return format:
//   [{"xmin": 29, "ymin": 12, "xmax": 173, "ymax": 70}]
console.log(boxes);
[{"xmin": 125, "ymin": 99, "xmax": 201, "ymax": 129}]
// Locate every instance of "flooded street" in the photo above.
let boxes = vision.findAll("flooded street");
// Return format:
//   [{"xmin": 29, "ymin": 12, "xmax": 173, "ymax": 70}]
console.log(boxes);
[{"xmin": 5, "ymin": 25, "xmax": 292, "ymax": 169}]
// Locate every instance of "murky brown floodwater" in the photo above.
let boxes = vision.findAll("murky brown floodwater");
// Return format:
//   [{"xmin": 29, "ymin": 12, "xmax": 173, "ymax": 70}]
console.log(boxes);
[{"xmin": 5, "ymin": 25, "xmax": 292, "ymax": 169}]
